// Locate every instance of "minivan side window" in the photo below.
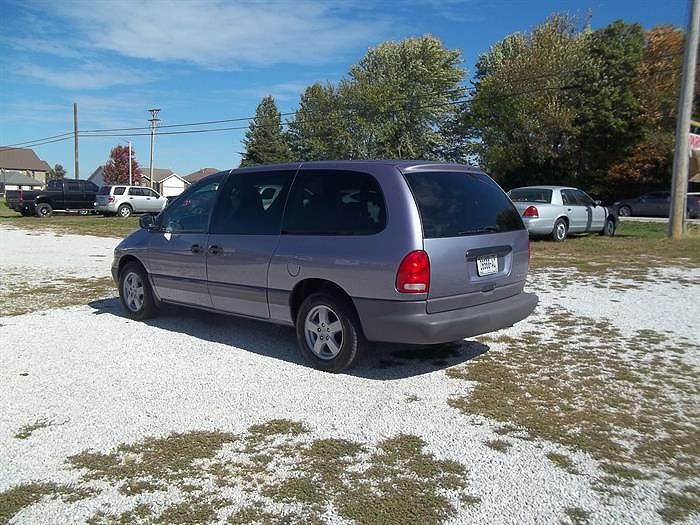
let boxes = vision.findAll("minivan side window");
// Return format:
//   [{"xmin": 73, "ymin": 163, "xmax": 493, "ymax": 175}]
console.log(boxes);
[
  {"xmin": 282, "ymin": 170, "xmax": 386, "ymax": 235},
  {"xmin": 161, "ymin": 175, "xmax": 223, "ymax": 233},
  {"xmin": 210, "ymin": 170, "xmax": 295, "ymax": 235}
]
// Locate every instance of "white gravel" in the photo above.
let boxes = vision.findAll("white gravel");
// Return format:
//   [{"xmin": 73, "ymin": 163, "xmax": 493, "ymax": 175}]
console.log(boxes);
[{"xmin": 0, "ymin": 225, "xmax": 698, "ymax": 524}]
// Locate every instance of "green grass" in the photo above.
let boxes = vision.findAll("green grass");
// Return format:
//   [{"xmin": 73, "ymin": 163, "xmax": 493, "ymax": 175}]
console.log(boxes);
[
  {"xmin": 448, "ymin": 307, "xmax": 698, "ymax": 510},
  {"xmin": 0, "ymin": 201, "xmax": 138, "ymax": 238},
  {"xmin": 3, "ymin": 420, "xmax": 476, "ymax": 525}
]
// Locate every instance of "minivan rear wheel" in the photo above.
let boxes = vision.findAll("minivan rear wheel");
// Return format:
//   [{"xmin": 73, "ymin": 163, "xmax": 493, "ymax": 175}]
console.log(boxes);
[
  {"xmin": 296, "ymin": 293, "xmax": 363, "ymax": 372},
  {"xmin": 119, "ymin": 262, "xmax": 158, "ymax": 320}
]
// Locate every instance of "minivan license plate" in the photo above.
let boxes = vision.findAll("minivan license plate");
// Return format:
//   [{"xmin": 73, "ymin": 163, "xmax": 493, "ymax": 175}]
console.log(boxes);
[{"xmin": 476, "ymin": 255, "xmax": 498, "ymax": 276}]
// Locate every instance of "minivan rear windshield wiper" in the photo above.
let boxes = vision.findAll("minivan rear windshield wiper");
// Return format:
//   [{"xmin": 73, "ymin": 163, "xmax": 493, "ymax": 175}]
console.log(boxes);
[{"xmin": 456, "ymin": 226, "xmax": 500, "ymax": 235}]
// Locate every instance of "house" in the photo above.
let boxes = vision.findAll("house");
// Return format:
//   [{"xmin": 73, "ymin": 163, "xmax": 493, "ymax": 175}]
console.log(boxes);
[
  {"xmin": 87, "ymin": 165, "xmax": 106, "ymax": 187},
  {"xmin": 0, "ymin": 148, "xmax": 51, "ymax": 184},
  {"xmin": 0, "ymin": 171, "xmax": 45, "ymax": 193},
  {"xmin": 142, "ymin": 168, "xmax": 190, "ymax": 198},
  {"xmin": 184, "ymin": 167, "xmax": 220, "ymax": 184}
]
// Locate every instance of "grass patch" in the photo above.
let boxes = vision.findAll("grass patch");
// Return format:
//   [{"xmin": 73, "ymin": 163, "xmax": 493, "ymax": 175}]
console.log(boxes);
[
  {"xmin": 0, "ymin": 201, "xmax": 138, "ymax": 238},
  {"xmin": 658, "ymin": 486, "xmax": 700, "ymax": 523},
  {"xmin": 485, "ymin": 439, "xmax": 512, "ymax": 453},
  {"xmin": 0, "ymin": 275, "xmax": 116, "ymax": 316},
  {"xmin": 546, "ymin": 452, "xmax": 579, "ymax": 475},
  {"xmin": 528, "ymin": 222, "xmax": 700, "ymax": 289},
  {"xmin": 564, "ymin": 506, "xmax": 591, "ymax": 524},
  {"xmin": 2, "ymin": 419, "xmax": 475, "ymax": 525},
  {"xmin": 14, "ymin": 418, "xmax": 56, "ymax": 440},
  {"xmin": 447, "ymin": 306, "xmax": 699, "ymax": 501},
  {"xmin": 0, "ymin": 482, "xmax": 93, "ymax": 524}
]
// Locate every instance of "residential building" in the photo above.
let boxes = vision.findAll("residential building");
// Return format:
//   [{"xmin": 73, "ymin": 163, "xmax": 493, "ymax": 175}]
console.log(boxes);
[
  {"xmin": 0, "ymin": 171, "xmax": 45, "ymax": 194},
  {"xmin": 0, "ymin": 148, "xmax": 51, "ymax": 183},
  {"xmin": 184, "ymin": 167, "xmax": 220, "ymax": 184}
]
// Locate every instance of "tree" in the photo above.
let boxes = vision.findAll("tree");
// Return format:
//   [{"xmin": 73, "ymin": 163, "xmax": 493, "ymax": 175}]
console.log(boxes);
[
  {"xmin": 465, "ymin": 15, "xmax": 646, "ymax": 197},
  {"xmin": 240, "ymin": 96, "xmax": 292, "ymax": 167},
  {"xmin": 288, "ymin": 35, "xmax": 468, "ymax": 161},
  {"xmin": 46, "ymin": 164, "xmax": 67, "ymax": 181},
  {"xmin": 103, "ymin": 145, "xmax": 142, "ymax": 185}
]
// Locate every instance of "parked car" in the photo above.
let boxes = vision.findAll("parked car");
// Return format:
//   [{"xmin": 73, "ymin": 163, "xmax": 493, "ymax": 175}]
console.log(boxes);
[
  {"xmin": 508, "ymin": 186, "xmax": 616, "ymax": 241},
  {"xmin": 95, "ymin": 185, "xmax": 168, "ymax": 218},
  {"xmin": 5, "ymin": 179, "xmax": 99, "ymax": 217},
  {"xmin": 613, "ymin": 191, "xmax": 700, "ymax": 219},
  {"xmin": 112, "ymin": 161, "xmax": 538, "ymax": 372}
]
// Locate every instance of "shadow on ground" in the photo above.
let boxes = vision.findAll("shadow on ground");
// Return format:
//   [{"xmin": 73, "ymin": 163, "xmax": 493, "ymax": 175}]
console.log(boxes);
[{"xmin": 88, "ymin": 298, "xmax": 489, "ymax": 380}]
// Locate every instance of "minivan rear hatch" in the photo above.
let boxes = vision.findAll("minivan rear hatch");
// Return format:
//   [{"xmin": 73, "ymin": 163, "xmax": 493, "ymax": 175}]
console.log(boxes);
[{"xmin": 402, "ymin": 169, "xmax": 528, "ymax": 313}]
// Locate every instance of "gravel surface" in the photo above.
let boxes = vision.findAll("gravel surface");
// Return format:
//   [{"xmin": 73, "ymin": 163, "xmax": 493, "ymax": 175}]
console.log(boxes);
[{"xmin": 0, "ymin": 226, "xmax": 698, "ymax": 524}]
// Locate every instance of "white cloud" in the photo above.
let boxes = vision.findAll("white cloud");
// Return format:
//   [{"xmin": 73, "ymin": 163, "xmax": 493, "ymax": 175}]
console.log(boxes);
[
  {"xmin": 39, "ymin": 1, "xmax": 392, "ymax": 69},
  {"xmin": 15, "ymin": 62, "xmax": 151, "ymax": 90}
]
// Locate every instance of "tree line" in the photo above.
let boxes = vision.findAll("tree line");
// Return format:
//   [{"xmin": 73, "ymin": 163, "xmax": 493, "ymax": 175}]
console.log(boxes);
[{"xmin": 240, "ymin": 15, "xmax": 697, "ymax": 201}]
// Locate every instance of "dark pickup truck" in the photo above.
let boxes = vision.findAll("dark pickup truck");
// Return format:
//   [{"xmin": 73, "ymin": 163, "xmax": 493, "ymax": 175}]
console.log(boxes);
[{"xmin": 6, "ymin": 179, "xmax": 99, "ymax": 217}]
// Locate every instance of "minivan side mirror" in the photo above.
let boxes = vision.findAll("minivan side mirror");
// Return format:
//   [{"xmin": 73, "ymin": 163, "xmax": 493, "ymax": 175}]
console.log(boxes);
[{"xmin": 139, "ymin": 213, "xmax": 159, "ymax": 230}]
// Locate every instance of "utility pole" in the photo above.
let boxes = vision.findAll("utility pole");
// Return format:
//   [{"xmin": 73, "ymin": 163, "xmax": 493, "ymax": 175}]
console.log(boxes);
[
  {"xmin": 73, "ymin": 102, "xmax": 79, "ymax": 180},
  {"xmin": 148, "ymin": 108, "xmax": 161, "ymax": 190},
  {"xmin": 128, "ymin": 141, "xmax": 133, "ymax": 186},
  {"xmin": 669, "ymin": 0, "xmax": 699, "ymax": 239}
]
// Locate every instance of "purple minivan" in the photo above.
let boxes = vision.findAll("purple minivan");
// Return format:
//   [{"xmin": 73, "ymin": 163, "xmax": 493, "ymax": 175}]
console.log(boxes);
[{"xmin": 112, "ymin": 161, "xmax": 537, "ymax": 372}]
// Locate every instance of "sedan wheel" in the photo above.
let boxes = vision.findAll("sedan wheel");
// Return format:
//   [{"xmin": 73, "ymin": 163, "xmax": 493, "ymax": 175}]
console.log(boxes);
[
  {"xmin": 618, "ymin": 205, "xmax": 632, "ymax": 217},
  {"xmin": 551, "ymin": 219, "xmax": 568, "ymax": 242}
]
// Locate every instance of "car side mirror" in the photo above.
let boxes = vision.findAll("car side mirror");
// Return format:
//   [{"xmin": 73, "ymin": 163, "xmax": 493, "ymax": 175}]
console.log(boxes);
[{"xmin": 139, "ymin": 214, "xmax": 159, "ymax": 231}]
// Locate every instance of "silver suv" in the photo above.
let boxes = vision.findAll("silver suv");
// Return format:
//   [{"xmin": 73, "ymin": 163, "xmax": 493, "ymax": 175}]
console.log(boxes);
[
  {"xmin": 112, "ymin": 161, "xmax": 538, "ymax": 372},
  {"xmin": 95, "ymin": 185, "xmax": 168, "ymax": 218}
]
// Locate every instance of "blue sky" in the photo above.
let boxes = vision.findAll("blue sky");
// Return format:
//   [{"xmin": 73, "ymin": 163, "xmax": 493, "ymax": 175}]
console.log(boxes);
[{"xmin": 0, "ymin": 0, "xmax": 690, "ymax": 178}]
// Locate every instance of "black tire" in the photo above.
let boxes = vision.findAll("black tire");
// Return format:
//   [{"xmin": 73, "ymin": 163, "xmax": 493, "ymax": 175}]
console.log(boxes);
[
  {"xmin": 78, "ymin": 209, "xmax": 90, "ymax": 216},
  {"xmin": 295, "ymin": 292, "xmax": 364, "ymax": 372},
  {"xmin": 117, "ymin": 204, "xmax": 132, "ymax": 218},
  {"xmin": 618, "ymin": 205, "xmax": 632, "ymax": 217},
  {"xmin": 118, "ymin": 262, "xmax": 159, "ymax": 320},
  {"xmin": 600, "ymin": 217, "xmax": 616, "ymax": 236},
  {"xmin": 35, "ymin": 203, "xmax": 52, "ymax": 217},
  {"xmin": 551, "ymin": 218, "xmax": 568, "ymax": 242},
  {"xmin": 20, "ymin": 209, "xmax": 32, "ymax": 217}
]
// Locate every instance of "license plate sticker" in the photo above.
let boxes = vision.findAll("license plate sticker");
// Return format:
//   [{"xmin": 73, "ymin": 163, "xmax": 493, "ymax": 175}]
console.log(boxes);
[{"xmin": 476, "ymin": 255, "xmax": 498, "ymax": 276}]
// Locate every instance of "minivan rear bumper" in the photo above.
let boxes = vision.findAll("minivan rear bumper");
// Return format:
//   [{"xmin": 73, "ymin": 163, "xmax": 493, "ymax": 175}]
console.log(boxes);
[{"xmin": 354, "ymin": 292, "xmax": 538, "ymax": 344}]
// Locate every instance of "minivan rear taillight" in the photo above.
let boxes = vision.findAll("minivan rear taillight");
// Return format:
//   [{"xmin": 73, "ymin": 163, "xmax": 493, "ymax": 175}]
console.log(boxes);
[
  {"xmin": 396, "ymin": 250, "xmax": 430, "ymax": 293},
  {"xmin": 523, "ymin": 206, "xmax": 539, "ymax": 218}
]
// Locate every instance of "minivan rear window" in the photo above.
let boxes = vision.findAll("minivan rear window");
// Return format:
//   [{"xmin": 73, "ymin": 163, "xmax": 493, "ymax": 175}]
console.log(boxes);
[
  {"xmin": 97, "ymin": 186, "xmax": 111, "ymax": 195},
  {"xmin": 403, "ymin": 171, "xmax": 524, "ymax": 238}
]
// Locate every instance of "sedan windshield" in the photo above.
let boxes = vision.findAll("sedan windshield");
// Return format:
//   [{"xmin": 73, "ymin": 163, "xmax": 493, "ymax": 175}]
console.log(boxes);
[{"xmin": 509, "ymin": 188, "xmax": 553, "ymax": 203}]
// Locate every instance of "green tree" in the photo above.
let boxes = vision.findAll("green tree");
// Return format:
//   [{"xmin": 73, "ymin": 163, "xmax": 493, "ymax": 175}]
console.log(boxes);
[
  {"xmin": 288, "ymin": 35, "xmax": 467, "ymax": 161},
  {"xmin": 287, "ymin": 83, "xmax": 356, "ymax": 160},
  {"xmin": 240, "ymin": 96, "xmax": 292, "ymax": 167},
  {"xmin": 46, "ymin": 163, "xmax": 67, "ymax": 181},
  {"xmin": 466, "ymin": 15, "xmax": 646, "ymax": 198}
]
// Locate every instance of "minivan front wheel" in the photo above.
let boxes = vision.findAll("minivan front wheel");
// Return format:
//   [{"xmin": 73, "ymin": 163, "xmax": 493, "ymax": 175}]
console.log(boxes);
[
  {"xmin": 119, "ymin": 262, "xmax": 158, "ymax": 320},
  {"xmin": 296, "ymin": 293, "xmax": 363, "ymax": 372}
]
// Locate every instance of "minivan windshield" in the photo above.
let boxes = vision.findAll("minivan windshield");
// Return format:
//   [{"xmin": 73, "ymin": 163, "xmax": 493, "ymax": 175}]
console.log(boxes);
[{"xmin": 403, "ymin": 171, "xmax": 524, "ymax": 238}]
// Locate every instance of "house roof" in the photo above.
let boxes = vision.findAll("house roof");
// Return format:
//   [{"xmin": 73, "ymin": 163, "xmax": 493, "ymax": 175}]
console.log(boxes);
[
  {"xmin": 184, "ymin": 167, "xmax": 220, "ymax": 183},
  {"xmin": 142, "ymin": 168, "xmax": 176, "ymax": 183},
  {"xmin": 159, "ymin": 172, "xmax": 191, "ymax": 185},
  {"xmin": 0, "ymin": 148, "xmax": 51, "ymax": 172},
  {"xmin": 1, "ymin": 171, "xmax": 45, "ymax": 186}
]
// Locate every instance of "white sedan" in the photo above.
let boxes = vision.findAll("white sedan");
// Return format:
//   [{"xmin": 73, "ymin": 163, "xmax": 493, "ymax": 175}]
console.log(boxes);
[{"xmin": 507, "ymin": 186, "xmax": 616, "ymax": 241}]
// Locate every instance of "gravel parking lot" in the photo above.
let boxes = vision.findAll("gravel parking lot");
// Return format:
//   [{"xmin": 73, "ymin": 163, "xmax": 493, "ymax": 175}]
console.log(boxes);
[{"xmin": 0, "ymin": 225, "xmax": 698, "ymax": 524}]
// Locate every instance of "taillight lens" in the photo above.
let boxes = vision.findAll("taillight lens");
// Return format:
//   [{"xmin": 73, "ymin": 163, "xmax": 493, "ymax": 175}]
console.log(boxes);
[
  {"xmin": 18, "ymin": 191, "xmax": 24, "ymax": 201},
  {"xmin": 523, "ymin": 206, "xmax": 539, "ymax": 218},
  {"xmin": 396, "ymin": 250, "xmax": 430, "ymax": 293},
  {"xmin": 108, "ymin": 196, "xmax": 115, "ymax": 203}
]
